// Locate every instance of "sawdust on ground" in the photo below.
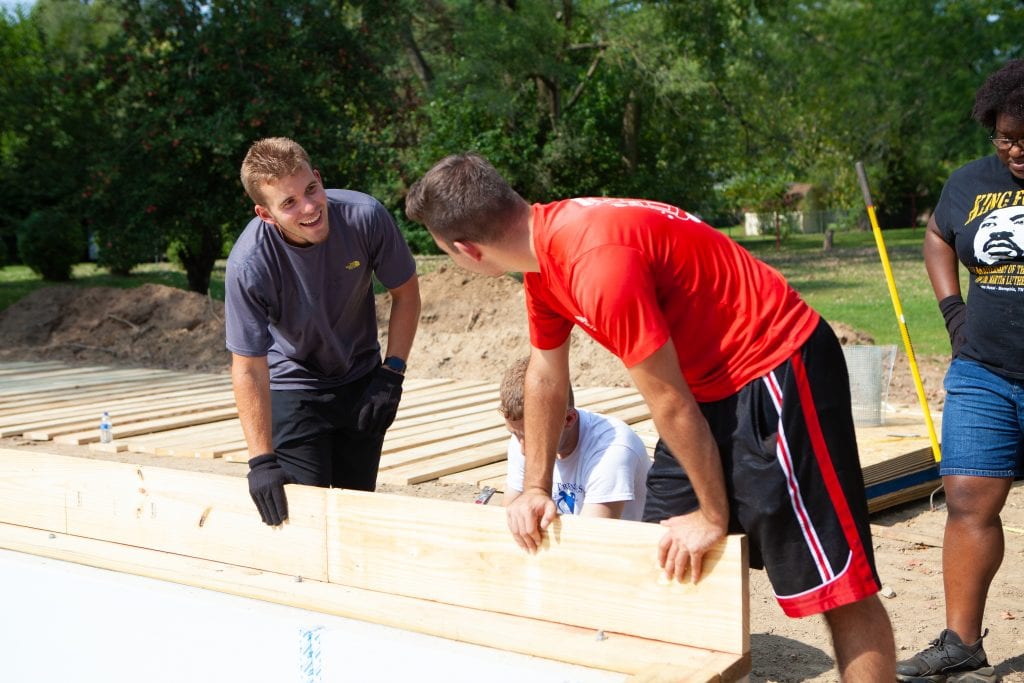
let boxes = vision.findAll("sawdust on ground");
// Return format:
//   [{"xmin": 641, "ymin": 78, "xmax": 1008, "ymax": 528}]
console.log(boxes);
[{"xmin": 1, "ymin": 269, "xmax": 1022, "ymax": 682}]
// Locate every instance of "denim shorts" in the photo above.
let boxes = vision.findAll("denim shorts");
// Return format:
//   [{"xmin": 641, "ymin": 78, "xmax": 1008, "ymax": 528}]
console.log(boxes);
[{"xmin": 940, "ymin": 358, "xmax": 1024, "ymax": 478}]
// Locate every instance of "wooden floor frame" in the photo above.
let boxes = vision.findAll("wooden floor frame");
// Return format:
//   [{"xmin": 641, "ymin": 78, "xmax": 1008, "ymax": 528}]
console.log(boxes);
[
  {"xmin": 0, "ymin": 362, "xmax": 941, "ymax": 510},
  {"xmin": 0, "ymin": 448, "xmax": 750, "ymax": 682}
]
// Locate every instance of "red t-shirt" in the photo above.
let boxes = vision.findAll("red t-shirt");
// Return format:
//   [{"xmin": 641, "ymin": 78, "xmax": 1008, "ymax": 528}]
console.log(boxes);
[{"xmin": 525, "ymin": 198, "xmax": 820, "ymax": 402}]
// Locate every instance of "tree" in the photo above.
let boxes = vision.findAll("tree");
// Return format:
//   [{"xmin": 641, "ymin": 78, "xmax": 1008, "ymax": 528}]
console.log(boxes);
[
  {"xmin": 674, "ymin": 0, "xmax": 1024, "ymax": 224},
  {"xmin": 87, "ymin": 0, "xmax": 406, "ymax": 292},
  {"xmin": 0, "ymin": 1, "xmax": 122, "ymax": 269},
  {"xmin": 395, "ymin": 1, "xmax": 720, "ymax": 212}
]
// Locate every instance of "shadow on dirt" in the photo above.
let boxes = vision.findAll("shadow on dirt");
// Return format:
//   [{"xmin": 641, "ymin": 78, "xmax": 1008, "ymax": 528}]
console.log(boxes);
[{"xmin": 750, "ymin": 632, "xmax": 835, "ymax": 682}]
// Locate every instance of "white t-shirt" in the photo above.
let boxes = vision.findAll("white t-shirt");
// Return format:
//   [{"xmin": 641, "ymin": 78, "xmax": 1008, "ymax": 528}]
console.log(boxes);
[{"xmin": 506, "ymin": 409, "xmax": 651, "ymax": 521}]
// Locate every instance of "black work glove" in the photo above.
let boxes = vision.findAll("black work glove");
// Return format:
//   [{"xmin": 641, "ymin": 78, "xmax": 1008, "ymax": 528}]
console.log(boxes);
[
  {"xmin": 938, "ymin": 294, "xmax": 967, "ymax": 359},
  {"xmin": 356, "ymin": 365, "xmax": 404, "ymax": 434},
  {"xmin": 247, "ymin": 453, "xmax": 291, "ymax": 526}
]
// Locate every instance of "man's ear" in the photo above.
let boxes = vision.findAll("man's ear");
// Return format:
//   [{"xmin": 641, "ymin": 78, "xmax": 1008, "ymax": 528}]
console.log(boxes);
[
  {"xmin": 254, "ymin": 205, "xmax": 276, "ymax": 224},
  {"xmin": 452, "ymin": 240, "xmax": 484, "ymax": 262}
]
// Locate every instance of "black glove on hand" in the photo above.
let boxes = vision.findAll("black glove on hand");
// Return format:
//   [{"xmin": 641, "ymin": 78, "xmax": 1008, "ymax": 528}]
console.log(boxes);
[
  {"xmin": 247, "ymin": 453, "xmax": 291, "ymax": 526},
  {"xmin": 356, "ymin": 365, "xmax": 404, "ymax": 434},
  {"xmin": 938, "ymin": 294, "xmax": 967, "ymax": 359}
]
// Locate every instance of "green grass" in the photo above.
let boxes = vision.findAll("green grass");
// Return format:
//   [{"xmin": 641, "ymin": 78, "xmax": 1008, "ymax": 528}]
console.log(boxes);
[
  {"xmin": 0, "ymin": 261, "xmax": 227, "ymax": 313},
  {"xmin": 0, "ymin": 228, "xmax": 956, "ymax": 355},
  {"xmin": 729, "ymin": 227, "xmax": 955, "ymax": 356}
]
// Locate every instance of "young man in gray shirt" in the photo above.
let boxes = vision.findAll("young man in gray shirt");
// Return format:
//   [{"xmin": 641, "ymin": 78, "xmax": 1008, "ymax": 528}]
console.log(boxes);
[{"xmin": 226, "ymin": 137, "xmax": 420, "ymax": 526}]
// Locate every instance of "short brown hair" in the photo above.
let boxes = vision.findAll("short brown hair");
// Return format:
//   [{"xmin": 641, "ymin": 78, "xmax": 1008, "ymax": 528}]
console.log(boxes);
[
  {"xmin": 498, "ymin": 356, "xmax": 574, "ymax": 421},
  {"xmin": 405, "ymin": 153, "xmax": 529, "ymax": 249},
  {"xmin": 240, "ymin": 137, "xmax": 312, "ymax": 204}
]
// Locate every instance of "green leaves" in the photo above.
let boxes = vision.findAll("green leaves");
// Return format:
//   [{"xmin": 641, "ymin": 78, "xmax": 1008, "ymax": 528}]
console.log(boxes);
[{"xmin": 2, "ymin": 0, "xmax": 1022, "ymax": 289}]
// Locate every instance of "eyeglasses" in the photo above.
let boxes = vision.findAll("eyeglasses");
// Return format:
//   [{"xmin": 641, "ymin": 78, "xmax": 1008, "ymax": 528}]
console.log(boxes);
[{"xmin": 990, "ymin": 135, "xmax": 1024, "ymax": 151}]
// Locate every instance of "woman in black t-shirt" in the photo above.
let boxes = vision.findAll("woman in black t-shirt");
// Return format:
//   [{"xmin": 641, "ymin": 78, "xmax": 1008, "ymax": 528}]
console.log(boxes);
[{"xmin": 897, "ymin": 60, "xmax": 1024, "ymax": 682}]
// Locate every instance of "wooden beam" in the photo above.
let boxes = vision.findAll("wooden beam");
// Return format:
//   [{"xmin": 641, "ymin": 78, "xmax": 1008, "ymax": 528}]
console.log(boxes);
[
  {"xmin": 327, "ymin": 490, "xmax": 749, "ymax": 655},
  {"xmin": 0, "ymin": 523, "xmax": 748, "ymax": 681},
  {"xmin": 0, "ymin": 448, "xmax": 749, "ymax": 672},
  {"xmin": 51, "ymin": 407, "xmax": 240, "ymax": 445},
  {"xmin": 0, "ymin": 449, "xmax": 327, "ymax": 580}
]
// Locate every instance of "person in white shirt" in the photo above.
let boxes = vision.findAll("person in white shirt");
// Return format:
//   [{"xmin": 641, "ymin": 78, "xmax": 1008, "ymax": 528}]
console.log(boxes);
[{"xmin": 499, "ymin": 357, "xmax": 651, "ymax": 520}]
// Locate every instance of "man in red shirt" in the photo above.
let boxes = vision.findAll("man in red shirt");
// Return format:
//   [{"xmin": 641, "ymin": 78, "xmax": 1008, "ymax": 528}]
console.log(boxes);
[{"xmin": 405, "ymin": 153, "xmax": 894, "ymax": 680}]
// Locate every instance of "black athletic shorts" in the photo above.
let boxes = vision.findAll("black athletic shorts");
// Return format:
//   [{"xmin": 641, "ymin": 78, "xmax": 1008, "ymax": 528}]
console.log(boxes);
[
  {"xmin": 643, "ymin": 319, "xmax": 881, "ymax": 617},
  {"xmin": 270, "ymin": 369, "xmax": 384, "ymax": 491}
]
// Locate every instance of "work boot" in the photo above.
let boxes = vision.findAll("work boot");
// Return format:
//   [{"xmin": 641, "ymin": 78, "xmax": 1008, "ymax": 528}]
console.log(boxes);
[{"xmin": 896, "ymin": 628, "xmax": 999, "ymax": 682}]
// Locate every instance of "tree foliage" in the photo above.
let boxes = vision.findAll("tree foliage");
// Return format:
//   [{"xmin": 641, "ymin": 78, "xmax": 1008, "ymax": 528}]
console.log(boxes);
[
  {"xmin": 81, "ymin": 0, "xmax": 405, "ymax": 291},
  {"xmin": 1, "ymin": 0, "xmax": 1022, "ymax": 288},
  {"xmin": 17, "ymin": 206, "xmax": 85, "ymax": 281}
]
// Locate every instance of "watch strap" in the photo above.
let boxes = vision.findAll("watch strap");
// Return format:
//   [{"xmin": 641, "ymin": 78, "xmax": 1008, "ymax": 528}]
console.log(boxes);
[{"xmin": 383, "ymin": 356, "xmax": 406, "ymax": 374}]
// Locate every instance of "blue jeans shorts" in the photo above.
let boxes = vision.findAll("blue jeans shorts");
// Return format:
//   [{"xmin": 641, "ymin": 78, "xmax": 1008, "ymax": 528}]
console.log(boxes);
[{"xmin": 940, "ymin": 358, "xmax": 1024, "ymax": 478}]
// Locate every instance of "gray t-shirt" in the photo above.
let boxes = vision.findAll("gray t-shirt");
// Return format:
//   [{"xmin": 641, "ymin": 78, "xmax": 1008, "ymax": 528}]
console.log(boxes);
[{"xmin": 225, "ymin": 189, "xmax": 415, "ymax": 390}]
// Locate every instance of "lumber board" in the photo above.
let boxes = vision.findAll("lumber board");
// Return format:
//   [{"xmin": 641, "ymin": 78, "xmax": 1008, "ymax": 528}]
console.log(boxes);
[
  {"xmin": 439, "ymin": 460, "xmax": 509, "ymax": 487},
  {"xmin": 0, "ymin": 523, "xmax": 748, "ymax": 681},
  {"xmin": 0, "ymin": 376, "xmax": 227, "ymax": 416},
  {"xmin": 0, "ymin": 447, "xmax": 750, "ymax": 680},
  {"xmin": 576, "ymin": 393, "xmax": 647, "ymax": 415},
  {"xmin": 398, "ymin": 378, "xmax": 459, "ymax": 392},
  {"xmin": 384, "ymin": 402, "xmax": 502, "ymax": 435},
  {"xmin": 115, "ymin": 420, "xmax": 243, "ymax": 454},
  {"xmin": 0, "ymin": 361, "xmax": 69, "ymax": 373},
  {"xmin": 396, "ymin": 381, "xmax": 496, "ymax": 408},
  {"xmin": 2, "ymin": 391, "xmax": 236, "ymax": 437},
  {"xmin": 152, "ymin": 433, "xmax": 245, "ymax": 458},
  {"xmin": 600, "ymin": 403, "xmax": 655, "ymax": 425},
  {"xmin": 0, "ymin": 381, "xmax": 231, "ymax": 419},
  {"xmin": 867, "ymin": 480, "xmax": 944, "ymax": 514},
  {"xmin": 0, "ymin": 449, "xmax": 327, "ymax": 578},
  {"xmin": 220, "ymin": 449, "xmax": 252, "ymax": 463},
  {"xmin": 22, "ymin": 400, "xmax": 238, "ymax": 441},
  {"xmin": 394, "ymin": 385, "xmax": 497, "ymax": 413},
  {"xmin": 477, "ymin": 473, "xmax": 508, "ymax": 492},
  {"xmin": 0, "ymin": 364, "xmax": 119, "ymax": 383},
  {"xmin": 191, "ymin": 440, "xmax": 249, "ymax": 459},
  {"xmin": 378, "ymin": 426, "xmax": 510, "ymax": 468},
  {"xmin": 51, "ymin": 407, "xmax": 240, "ymax": 445},
  {"xmin": 327, "ymin": 490, "xmax": 749, "ymax": 655},
  {"xmin": 382, "ymin": 415, "xmax": 505, "ymax": 452},
  {"xmin": 0, "ymin": 448, "xmax": 74, "ymax": 530},
  {"xmin": 378, "ymin": 445, "xmax": 509, "ymax": 485},
  {"xmin": 0, "ymin": 368, "xmax": 185, "ymax": 394}
]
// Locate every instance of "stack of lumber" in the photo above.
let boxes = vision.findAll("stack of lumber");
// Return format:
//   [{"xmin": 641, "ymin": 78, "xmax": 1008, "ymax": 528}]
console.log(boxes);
[
  {"xmin": 0, "ymin": 361, "xmax": 942, "ymax": 512},
  {"xmin": 0, "ymin": 448, "xmax": 751, "ymax": 682}
]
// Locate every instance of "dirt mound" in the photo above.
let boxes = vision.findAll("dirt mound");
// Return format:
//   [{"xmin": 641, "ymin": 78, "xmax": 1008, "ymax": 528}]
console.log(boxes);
[
  {"xmin": 0, "ymin": 284, "xmax": 231, "ymax": 373},
  {"xmin": 0, "ymin": 273, "xmax": 947, "ymax": 404},
  {"xmin": 390, "ymin": 264, "xmax": 633, "ymax": 387}
]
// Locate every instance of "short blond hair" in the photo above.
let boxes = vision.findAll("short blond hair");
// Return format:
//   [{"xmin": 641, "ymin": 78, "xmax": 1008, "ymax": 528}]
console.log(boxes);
[
  {"xmin": 240, "ymin": 137, "xmax": 312, "ymax": 204},
  {"xmin": 498, "ymin": 356, "xmax": 574, "ymax": 421}
]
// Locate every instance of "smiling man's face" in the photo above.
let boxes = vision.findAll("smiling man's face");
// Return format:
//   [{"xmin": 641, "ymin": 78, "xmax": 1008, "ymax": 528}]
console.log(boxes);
[{"xmin": 255, "ymin": 166, "xmax": 329, "ymax": 246}]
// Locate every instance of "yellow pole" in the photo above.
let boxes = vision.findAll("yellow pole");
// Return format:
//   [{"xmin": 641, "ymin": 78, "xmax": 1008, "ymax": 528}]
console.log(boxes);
[{"xmin": 854, "ymin": 162, "xmax": 942, "ymax": 463}]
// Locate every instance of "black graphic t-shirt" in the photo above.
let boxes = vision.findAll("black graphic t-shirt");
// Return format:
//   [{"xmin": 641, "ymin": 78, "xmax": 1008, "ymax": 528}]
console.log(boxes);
[{"xmin": 934, "ymin": 154, "xmax": 1024, "ymax": 378}]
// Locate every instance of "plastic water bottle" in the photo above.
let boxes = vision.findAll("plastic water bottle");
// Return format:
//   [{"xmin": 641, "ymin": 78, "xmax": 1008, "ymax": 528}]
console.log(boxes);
[{"xmin": 99, "ymin": 411, "xmax": 113, "ymax": 444}]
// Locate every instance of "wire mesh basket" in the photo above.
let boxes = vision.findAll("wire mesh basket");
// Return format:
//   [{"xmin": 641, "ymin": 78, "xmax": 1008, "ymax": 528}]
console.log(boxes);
[{"xmin": 841, "ymin": 344, "xmax": 897, "ymax": 426}]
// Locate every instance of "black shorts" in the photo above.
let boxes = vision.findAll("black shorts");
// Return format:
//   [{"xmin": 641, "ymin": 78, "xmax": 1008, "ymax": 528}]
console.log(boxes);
[
  {"xmin": 270, "ymin": 370, "xmax": 384, "ymax": 491},
  {"xmin": 643, "ymin": 319, "xmax": 881, "ymax": 617}
]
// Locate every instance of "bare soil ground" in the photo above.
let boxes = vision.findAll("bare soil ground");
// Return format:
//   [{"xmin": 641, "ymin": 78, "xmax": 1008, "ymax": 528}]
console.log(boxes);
[{"xmin": 0, "ymin": 270, "xmax": 1022, "ymax": 682}]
